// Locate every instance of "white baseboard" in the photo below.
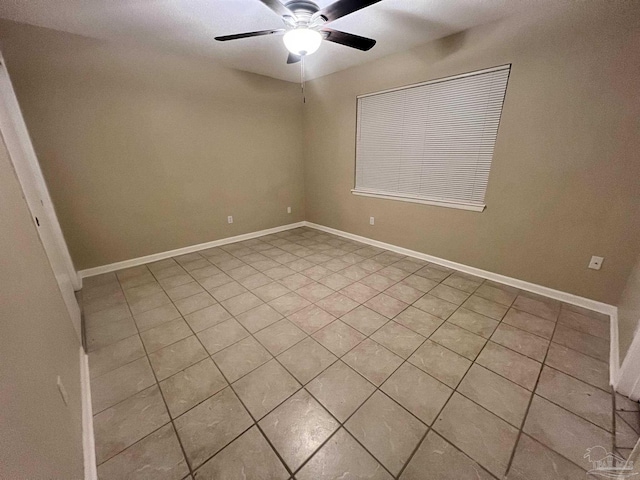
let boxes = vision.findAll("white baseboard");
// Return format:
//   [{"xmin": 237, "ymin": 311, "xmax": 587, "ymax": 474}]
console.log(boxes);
[
  {"xmin": 306, "ymin": 222, "xmax": 624, "ymax": 390},
  {"xmin": 71, "ymin": 217, "xmax": 628, "ymax": 472},
  {"xmin": 79, "ymin": 218, "xmax": 615, "ymax": 317},
  {"xmin": 80, "ymin": 347, "xmax": 97, "ymax": 480},
  {"xmin": 78, "ymin": 222, "xmax": 306, "ymax": 280},
  {"xmin": 304, "ymin": 221, "xmax": 616, "ymax": 317},
  {"xmin": 610, "ymin": 309, "xmax": 620, "ymax": 387},
  {"xmin": 76, "ymin": 219, "xmax": 618, "ymax": 393}
]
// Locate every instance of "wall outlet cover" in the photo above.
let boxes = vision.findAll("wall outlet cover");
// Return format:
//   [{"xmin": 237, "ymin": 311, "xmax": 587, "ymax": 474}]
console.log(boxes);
[
  {"xmin": 588, "ymin": 256, "xmax": 604, "ymax": 270},
  {"xmin": 227, "ymin": 216, "xmax": 233, "ymax": 224}
]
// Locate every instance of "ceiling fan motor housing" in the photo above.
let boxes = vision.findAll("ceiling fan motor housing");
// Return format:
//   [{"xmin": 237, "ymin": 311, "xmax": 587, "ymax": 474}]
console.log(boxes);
[{"xmin": 284, "ymin": 1, "xmax": 324, "ymax": 26}]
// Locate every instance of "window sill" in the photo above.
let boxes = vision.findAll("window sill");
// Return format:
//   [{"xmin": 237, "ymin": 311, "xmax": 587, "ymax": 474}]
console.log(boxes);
[{"xmin": 351, "ymin": 189, "xmax": 486, "ymax": 212}]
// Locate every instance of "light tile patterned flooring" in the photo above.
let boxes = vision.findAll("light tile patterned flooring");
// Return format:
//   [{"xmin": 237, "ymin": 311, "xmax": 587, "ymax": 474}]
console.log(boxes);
[{"xmin": 83, "ymin": 227, "xmax": 640, "ymax": 479}]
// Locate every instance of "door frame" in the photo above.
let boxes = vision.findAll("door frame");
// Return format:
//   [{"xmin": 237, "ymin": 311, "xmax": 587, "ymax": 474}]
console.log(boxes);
[
  {"xmin": 0, "ymin": 52, "xmax": 82, "ymax": 342},
  {"xmin": 617, "ymin": 325, "xmax": 640, "ymax": 401}
]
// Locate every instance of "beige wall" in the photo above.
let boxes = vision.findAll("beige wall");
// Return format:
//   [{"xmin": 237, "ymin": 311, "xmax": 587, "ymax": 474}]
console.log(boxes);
[
  {"xmin": 0, "ymin": 133, "xmax": 84, "ymax": 478},
  {"xmin": 1, "ymin": 3, "xmax": 639, "ymax": 304},
  {"xmin": 619, "ymin": 255, "xmax": 640, "ymax": 361},
  {"xmin": 303, "ymin": 2, "xmax": 640, "ymax": 305},
  {"xmin": 0, "ymin": 20, "xmax": 305, "ymax": 271}
]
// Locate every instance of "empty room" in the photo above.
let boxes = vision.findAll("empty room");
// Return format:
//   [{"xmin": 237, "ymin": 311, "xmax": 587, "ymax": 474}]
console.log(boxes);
[{"xmin": 1, "ymin": 0, "xmax": 640, "ymax": 478}]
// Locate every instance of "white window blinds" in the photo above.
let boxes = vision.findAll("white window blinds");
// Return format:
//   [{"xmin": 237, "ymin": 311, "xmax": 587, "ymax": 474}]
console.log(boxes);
[{"xmin": 354, "ymin": 65, "xmax": 510, "ymax": 212}]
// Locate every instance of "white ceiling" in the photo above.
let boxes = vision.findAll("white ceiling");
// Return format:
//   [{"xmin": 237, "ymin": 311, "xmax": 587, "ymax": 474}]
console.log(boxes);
[{"xmin": 0, "ymin": 0, "xmax": 552, "ymax": 82}]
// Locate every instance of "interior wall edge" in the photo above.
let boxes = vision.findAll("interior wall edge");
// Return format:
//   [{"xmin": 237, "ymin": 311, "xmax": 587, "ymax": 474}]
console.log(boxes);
[
  {"xmin": 79, "ymin": 347, "xmax": 97, "ymax": 480},
  {"xmin": 77, "ymin": 221, "xmax": 306, "ymax": 281},
  {"xmin": 617, "ymin": 323, "xmax": 640, "ymax": 401}
]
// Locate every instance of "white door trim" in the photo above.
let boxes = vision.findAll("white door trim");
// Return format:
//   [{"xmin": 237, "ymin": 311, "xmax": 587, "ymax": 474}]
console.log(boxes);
[
  {"xmin": 0, "ymin": 52, "xmax": 82, "ymax": 341},
  {"xmin": 610, "ymin": 309, "xmax": 620, "ymax": 388},
  {"xmin": 79, "ymin": 347, "xmax": 97, "ymax": 480}
]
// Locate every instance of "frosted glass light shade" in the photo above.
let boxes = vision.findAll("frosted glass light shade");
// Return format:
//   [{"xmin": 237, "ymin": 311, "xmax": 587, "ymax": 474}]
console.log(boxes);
[{"xmin": 283, "ymin": 28, "xmax": 322, "ymax": 56}]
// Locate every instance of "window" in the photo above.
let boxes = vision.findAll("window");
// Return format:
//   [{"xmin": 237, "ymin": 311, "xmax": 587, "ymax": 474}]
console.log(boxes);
[{"xmin": 353, "ymin": 65, "xmax": 511, "ymax": 212}]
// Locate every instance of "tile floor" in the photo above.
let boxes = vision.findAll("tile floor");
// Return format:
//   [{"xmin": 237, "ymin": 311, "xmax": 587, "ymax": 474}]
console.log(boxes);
[{"xmin": 82, "ymin": 227, "xmax": 640, "ymax": 479}]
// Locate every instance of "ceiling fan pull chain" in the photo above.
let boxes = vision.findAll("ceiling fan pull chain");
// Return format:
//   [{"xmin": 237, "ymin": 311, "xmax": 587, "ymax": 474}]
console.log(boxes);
[{"xmin": 301, "ymin": 55, "xmax": 306, "ymax": 103}]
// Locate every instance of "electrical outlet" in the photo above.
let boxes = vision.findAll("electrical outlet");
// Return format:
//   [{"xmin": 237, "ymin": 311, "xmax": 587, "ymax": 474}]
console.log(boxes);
[
  {"xmin": 227, "ymin": 216, "xmax": 233, "ymax": 224},
  {"xmin": 588, "ymin": 256, "xmax": 604, "ymax": 270},
  {"xmin": 369, "ymin": 216, "xmax": 375, "ymax": 225},
  {"xmin": 287, "ymin": 206, "xmax": 291, "ymax": 214},
  {"xmin": 57, "ymin": 376, "xmax": 69, "ymax": 406}
]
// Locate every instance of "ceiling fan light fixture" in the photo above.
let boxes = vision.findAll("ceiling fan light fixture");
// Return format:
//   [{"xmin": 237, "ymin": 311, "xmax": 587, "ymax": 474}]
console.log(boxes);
[{"xmin": 283, "ymin": 28, "xmax": 322, "ymax": 56}]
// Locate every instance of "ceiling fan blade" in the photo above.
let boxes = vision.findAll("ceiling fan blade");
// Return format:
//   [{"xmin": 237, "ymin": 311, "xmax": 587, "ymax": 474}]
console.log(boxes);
[
  {"xmin": 287, "ymin": 53, "xmax": 302, "ymax": 64},
  {"xmin": 318, "ymin": 0, "xmax": 383, "ymax": 23},
  {"xmin": 321, "ymin": 28, "xmax": 376, "ymax": 51},
  {"xmin": 257, "ymin": 0, "xmax": 293, "ymax": 17},
  {"xmin": 215, "ymin": 29, "xmax": 284, "ymax": 41}
]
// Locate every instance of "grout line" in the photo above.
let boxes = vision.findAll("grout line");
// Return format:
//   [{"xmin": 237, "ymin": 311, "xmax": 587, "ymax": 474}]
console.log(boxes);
[
  {"xmin": 509, "ymin": 392, "xmax": 613, "ymax": 474},
  {"xmin": 502, "ymin": 321, "xmax": 558, "ymax": 476},
  {"xmin": 401, "ymin": 429, "xmax": 501, "ymax": 480},
  {"xmin": 101, "ymin": 286, "xmax": 605, "ymax": 425},
  {"xmin": 520, "ymin": 433, "xmax": 590, "ymax": 473},
  {"xmin": 395, "ymin": 428, "xmax": 432, "ymax": 479},
  {"xmin": 553, "ymin": 315, "xmax": 612, "ymax": 339},
  {"xmin": 530, "ymin": 380, "xmax": 615, "ymax": 433},
  {"xmin": 86, "ymin": 231, "xmax": 493, "ymax": 472},
  {"xmin": 191, "ymin": 232, "xmax": 417, "ymax": 476},
  {"xmin": 154, "ymin": 248, "xmax": 299, "ymax": 475},
  {"xmin": 85, "ymin": 226, "xmax": 614, "ymax": 478},
  {"xmin": 91, "ymin": 277, "xmax": 195, "ymax": 477},
  {"xmin": 538, "ymin": 361, "xmax": 614, "ymax": 401},
  {"xmin": 248, "ymin": 231, "xmax": 608, "ymax": 470},
  {"xmin": 159, "ymin": 235, "xmax": 326, "ymax": 476},
  {"xmin": 614, "ymin": 407, "xmax": 640, "ymax": 434},
  {"xmin": 498, "ymin": 304, "xmax": 613, "ymax": 477},
  {"xmin": 199, "ymin": 354, "xmax": 297, "ymax": 477},
  {"xmin": 267, "ymin": 275, "xmax": 486, "ymax": 477},
  {"xmin": 121, "ymin": 273, "xmax": 197, "ymax": 478}
]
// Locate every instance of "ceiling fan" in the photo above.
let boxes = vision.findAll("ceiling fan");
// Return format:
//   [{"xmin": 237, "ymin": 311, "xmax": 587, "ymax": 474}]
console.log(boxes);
[{"xmin": 215, "ymin": 0, "xmax": 382, "ymax": 64}]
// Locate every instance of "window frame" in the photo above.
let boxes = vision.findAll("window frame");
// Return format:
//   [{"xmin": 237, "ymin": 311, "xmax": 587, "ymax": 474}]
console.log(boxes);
[{"xmin": 352, "ymin": 64, "xmax": 511, "ymax": 213}]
